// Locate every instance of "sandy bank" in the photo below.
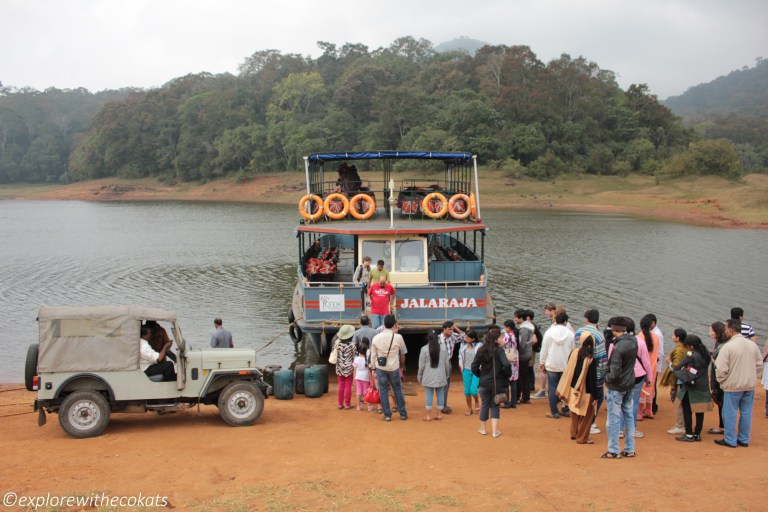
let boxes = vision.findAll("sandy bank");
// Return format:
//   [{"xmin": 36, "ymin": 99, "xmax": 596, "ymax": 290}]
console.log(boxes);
[{"xmin": 1, "ymin": 382, "xmax": 766, "ymax": 510}]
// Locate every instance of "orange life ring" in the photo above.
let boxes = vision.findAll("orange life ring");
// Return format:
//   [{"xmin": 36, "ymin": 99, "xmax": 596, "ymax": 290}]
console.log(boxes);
[
  {"xmin": 323, "ymin": 193, "xmax": 350, "ymax": 220},
  {"xmin": 298, "ymin": 194, "xmax": 324, "ymax": 221},
  {"xmin": 422, "ymin": 192, "xmax": 448, "ymax": 219},
  {"xmin": 469, "ymin": 192, "xmax": 477, "ymax": 219},
  {"xmin": 349, "ymin": 194, "xmax": 376, "ymax": 220},
  {"xmin": 448, "ymin": 193, "xmax": 471, "ymax": 220}
]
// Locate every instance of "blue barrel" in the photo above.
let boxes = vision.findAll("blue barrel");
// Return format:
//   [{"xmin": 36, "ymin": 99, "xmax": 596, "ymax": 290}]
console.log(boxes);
[
  {"xmin": 274, "ymin": 370, "xmax": 295, "ymax": 400},
  {"xmin": 311, "ymin": 364, "xmax": 329, "ymax": 394},
  {"xmin": 304, "ymin": 366, "xmax": 323, "ymax": 398}
]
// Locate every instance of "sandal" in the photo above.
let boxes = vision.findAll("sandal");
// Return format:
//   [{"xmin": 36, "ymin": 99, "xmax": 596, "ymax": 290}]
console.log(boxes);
[
  {"xmin": 707, "ymin": 428, "xmax": 724, "ymax": 434},
  {"xmin": 434, "ymin": 415, "xmax": 442, "ymax": 421},
  {"xmin": 600, "ymin": 452, "xmax": 622, "ymax": 459},
  {"xmin": 621, "ymin": 451, "xmax": 636, "ymax": 458},
  {"xmin": 478, "ymin": 429, "xmax": 487, "ymax": 435},
  {"xmin": 465, "ymin": 410, "xmax": 473, "ymax": 416},
  {"xmin": 579, "ymin": 440, "xmax": 595, "ymax": 445}
]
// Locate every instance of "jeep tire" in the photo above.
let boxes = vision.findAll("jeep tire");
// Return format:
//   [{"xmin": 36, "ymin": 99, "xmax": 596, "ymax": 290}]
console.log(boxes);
[
  {"xmin": 59, "ymin": 390, "xmax": 111, "ymax": 438},
  {"xmin": 24, "ymin": 344, "xmax": 39, "ymax": 391},
  {"xmin": 218, "ymin": 381, "xmax": 264, "ymax": 427}
]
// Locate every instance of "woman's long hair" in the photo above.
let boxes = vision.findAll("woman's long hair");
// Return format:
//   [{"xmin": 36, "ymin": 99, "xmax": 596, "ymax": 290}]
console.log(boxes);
[
  {"xmin": 685, "ymin": 334, "xmax": 710, "ymax": 363},
  {"xmin": 710, "ymin": 322, "xmax": 727, "ymax": 344},
  {"xmin": 640, "ymin": 314, "xmax": 654, "ymax": 353},
  {"xmin": 578, "ymin": 334, "xmax": 595, "ymax": 359},
  {"xmin": 427, "ymin": 330, "xmax": 440, "ymax": 369},
  {"xmin": 477, "ymin": 329, "xmax": 501, "ymax": 366}
]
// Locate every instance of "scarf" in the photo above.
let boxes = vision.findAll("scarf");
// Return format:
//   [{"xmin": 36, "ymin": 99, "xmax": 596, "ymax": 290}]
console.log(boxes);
[{"xmin": 557, "ymin": 349, "xmax": 594, "ymax": 416}]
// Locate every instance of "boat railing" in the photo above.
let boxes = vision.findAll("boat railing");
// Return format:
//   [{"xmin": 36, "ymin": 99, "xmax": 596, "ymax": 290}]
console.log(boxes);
[
  {"xmin": 313, "ymin": 179, "xmax": 471, "ymax": 199},
  {"xmin": 302, "ymin": 279, "xmax": 485, "ymax": 288}
]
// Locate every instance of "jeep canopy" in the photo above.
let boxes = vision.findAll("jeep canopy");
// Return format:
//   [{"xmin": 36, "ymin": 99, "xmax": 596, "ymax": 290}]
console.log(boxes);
[{"xmin": 37, "ymin": 305, "xmax": 177, "ymax": 373}]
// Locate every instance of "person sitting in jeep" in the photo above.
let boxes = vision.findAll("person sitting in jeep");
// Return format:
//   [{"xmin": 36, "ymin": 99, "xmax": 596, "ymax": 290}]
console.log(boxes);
[
  {"xmin": 140, "ymin": 325, "xmax": 176, "ymax": 381},
  {"xmin": 146, "ymin": 320, "xmax": 177, "ymax": 362}
]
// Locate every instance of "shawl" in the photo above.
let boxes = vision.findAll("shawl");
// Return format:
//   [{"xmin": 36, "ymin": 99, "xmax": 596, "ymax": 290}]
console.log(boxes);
[{"xmin": 557, "ymin": 350, "xmax": 594, "ymax": 416}]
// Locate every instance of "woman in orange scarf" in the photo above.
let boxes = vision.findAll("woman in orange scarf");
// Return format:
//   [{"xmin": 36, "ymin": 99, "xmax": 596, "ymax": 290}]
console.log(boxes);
[{"xmin": 557, "ymin": 336, "xmax": 598, "ymax": 444}]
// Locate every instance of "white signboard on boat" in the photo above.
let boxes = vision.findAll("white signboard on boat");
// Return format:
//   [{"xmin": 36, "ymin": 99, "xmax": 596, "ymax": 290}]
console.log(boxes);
[{"xmin": 319, "ymin": 294, "xmax": 345, "ymax": 312}]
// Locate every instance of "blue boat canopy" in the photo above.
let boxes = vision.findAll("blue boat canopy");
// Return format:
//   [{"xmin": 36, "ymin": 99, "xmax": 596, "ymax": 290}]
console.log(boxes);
[{"xmin": 307, "ymin": 151, "xmax": 473, "ymax": 163}]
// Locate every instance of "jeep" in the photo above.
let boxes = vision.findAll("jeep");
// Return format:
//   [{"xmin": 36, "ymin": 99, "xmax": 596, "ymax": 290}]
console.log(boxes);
[{"xmin": 26, "ymin": 305, "xmax": 271, "ymax": 438}]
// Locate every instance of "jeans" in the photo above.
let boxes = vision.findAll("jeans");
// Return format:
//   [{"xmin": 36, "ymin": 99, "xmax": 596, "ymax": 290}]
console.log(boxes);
[
  {"xmin": 546, "ymin": 371, "xmax": 562, "ymax": 415},
  {"xmin": 371, "ymin": 314, "xmax": 386, "ymax": 330},
  {"xmin": 722, "ymin": 390, "xmax": 754, "ymax": 446},
  {"xmin": 606, "ymin": 388, "xmax": 635, "ymax": 454},
  {"xmin": 593, "ymin": 384, "xmax": 605, "ymax": 417},
  {"xmin": 376, "ymin": 368, "xmax": 407, "ymax": 419},
  {"xmin": 506, "ymin": 380, "xmax": 518, "ymax": 407},
  {"xmin": 478, "ymin": 386, "xmax": 500, "ymax": 421},
  {"xmin": 360, "ymin": 284, "xmax": 368, "ymax": 311},
  {"xmin": 621, "ymin": 379, "xmax": 643, "ymax": 431},
  {"xmin": 424, "ymin": 386, "xmax": 445, "ymax": 410}
]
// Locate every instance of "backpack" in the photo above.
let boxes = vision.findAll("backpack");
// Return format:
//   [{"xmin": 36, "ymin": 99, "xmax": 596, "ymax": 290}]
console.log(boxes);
[{"xmin": 532, "ymin": 323, "xmax": 544, "ymax": 353}]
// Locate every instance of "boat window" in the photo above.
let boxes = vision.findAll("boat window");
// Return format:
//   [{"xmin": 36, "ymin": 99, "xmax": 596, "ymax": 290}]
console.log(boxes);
[
  {"xmin": 361, "ymin": 240, "xmax": 391, "ymax": 270},
  {"xmin": 395, "ymin": 239, "xmax": 424, "ymax": 272}
]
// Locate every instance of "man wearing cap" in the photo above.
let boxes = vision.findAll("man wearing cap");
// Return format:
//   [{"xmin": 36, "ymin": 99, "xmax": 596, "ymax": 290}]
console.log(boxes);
[
  {"xmin": 603, "ymin": 317, "xmax": 639, "ymax": 459},
  {"xmin": 371, "ymin": 314, "xmax": 408, "ymax": 421}
]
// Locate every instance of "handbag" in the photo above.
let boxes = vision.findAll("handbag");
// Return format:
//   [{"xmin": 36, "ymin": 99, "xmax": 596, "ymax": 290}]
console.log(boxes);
[
  {"xmin": 492, "ymin": 351, "xmax": 507, "ymax": 405},
  {"xmin": 504, "ymin": 345, "xmax": 519, "ymax": 363},
  {"xmin": 673, "ymin": 365, "xmax": 698, "ymax": 385},
  {"xmin": 328, "ymin": 338, "xmax": 339, "ymax": 365},
  {"xmin": 364, "ymin": 385, "xmax": 381, "ymax": 405}
]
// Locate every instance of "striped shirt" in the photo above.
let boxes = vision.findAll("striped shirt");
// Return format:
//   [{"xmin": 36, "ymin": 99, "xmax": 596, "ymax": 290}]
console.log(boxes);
[
  {"xmin": 741, "ymin": 320, "xmax": 756, "ymax": 339},
  {"xmin": 574, "ymin": 324, "xmax": 608, "ymax": 385}
]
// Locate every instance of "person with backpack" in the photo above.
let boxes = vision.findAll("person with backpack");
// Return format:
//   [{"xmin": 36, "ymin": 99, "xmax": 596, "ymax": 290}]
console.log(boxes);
[
  {"xmin": 514, "ymin": 309, "xmax": 534, "ymax": 404},
  {"xmin": 671, "ymin": 334, "xmax": 713, "ymax": 442},
  {"xmin": 353, "ymin": 256, "xmax": 372, "ymax": 313}
]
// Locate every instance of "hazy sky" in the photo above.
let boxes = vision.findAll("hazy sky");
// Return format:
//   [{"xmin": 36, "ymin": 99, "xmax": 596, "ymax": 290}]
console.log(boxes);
[{"xmin": 1, "ymin": 0, "xmax": 766, "ymax": 99}]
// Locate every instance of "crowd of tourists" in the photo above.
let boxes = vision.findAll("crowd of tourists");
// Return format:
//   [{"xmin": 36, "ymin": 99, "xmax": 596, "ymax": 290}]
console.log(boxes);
[{"xmin": 328, "ymin": 305, "xmax": 766, "ymax": 457}]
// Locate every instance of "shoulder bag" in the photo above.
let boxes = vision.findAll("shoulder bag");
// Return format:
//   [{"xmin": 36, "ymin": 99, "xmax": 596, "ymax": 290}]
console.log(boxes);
[
  {"xmin": 376, "ymin": 333, "xmax": 395, "ymax": 367},
  {"xmin": 328, "ymin": 337, "xmax": 339, "ymax": 364}
]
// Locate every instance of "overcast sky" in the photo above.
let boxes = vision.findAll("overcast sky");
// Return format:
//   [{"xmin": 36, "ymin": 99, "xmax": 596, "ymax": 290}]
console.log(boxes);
[{"xmin": 1, "ymin": 0, "xmax": 766, "ymax": 99}]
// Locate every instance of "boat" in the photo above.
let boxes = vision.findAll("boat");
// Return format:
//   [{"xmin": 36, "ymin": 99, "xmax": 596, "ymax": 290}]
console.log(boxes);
[{"xmin": 288, "ymin": 151, "xmax": 495, "ymax": 355}]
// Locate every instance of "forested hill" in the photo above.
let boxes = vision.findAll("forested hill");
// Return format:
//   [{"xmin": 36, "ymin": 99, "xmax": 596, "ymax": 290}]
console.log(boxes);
[
  {"xmin": 664, "ymin": 58, "xmax": 768, "ymax": 117},
  {"xmin": 1, "ymin": 36, "xmax": 758, "ymax": 185},
  {"xmin": 663, "ymin": 58, "xmax": 768, "ymax": 174}
]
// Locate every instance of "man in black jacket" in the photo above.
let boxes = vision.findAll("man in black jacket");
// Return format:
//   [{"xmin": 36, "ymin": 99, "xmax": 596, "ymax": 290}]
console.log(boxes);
[{"xmin": 603, "ymin": 317, "xmax": 639, "ymax": 459}]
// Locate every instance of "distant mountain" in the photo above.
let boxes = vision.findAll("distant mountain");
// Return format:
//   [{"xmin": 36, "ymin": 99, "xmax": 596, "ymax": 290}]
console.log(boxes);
[
  {"xmin": 664, "ymin": 58, "xmax": 768, "ymax": 118},
  {"xmin": 434, "ymin": 36, "xmax": 489, "ymax": 55}
]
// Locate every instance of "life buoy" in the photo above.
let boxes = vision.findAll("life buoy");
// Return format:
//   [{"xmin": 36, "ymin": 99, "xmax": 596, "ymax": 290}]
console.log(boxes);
[
  {"xmin": 323, "ymin": 193, "xmax": 349, "ymax": 220},
  {"xmin": 298, "ymin": 194, "xmax": 324, "ymax": 221},
  {"xmin": 448, "ymin": 193, "xmax": 471, "ymax": 220},
  {"xmin": 349, "ymin": 194, "xmax": 376, "ymax": 220},
  {"xmin": 422, "ymin": 192, "xmax": 448, "ymax": 219},
  {"xmin": 469, "ymin": 192, "xmax": 477, "ymax": 219}
]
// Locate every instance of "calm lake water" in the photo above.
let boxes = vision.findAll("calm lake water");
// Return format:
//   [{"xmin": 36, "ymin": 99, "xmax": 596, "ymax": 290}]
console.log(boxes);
[{"xmin": 1, "ymin": 200, "xmax": 766, "ymax": 382}]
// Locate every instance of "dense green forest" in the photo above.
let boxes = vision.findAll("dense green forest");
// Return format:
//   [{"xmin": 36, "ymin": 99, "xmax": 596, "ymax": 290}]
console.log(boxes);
[
  {"xmin": 0, "ymin": 37, "xmax": 761, "ymax": 184},
  {"xmin": 664, "ymin": 58, "xmax": 768, "ymax": 174}
]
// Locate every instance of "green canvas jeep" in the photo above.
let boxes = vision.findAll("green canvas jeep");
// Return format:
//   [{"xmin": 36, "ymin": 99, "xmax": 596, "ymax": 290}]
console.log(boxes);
[{"xmin": 26, "ymin": 305, "xmax": 270, "ymax": 438}]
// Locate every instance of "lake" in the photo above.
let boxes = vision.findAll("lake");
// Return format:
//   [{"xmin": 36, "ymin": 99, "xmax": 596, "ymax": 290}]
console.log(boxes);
[{"xmin": 1, "ymin": 200, "xmax": 766, "ymax": 382}]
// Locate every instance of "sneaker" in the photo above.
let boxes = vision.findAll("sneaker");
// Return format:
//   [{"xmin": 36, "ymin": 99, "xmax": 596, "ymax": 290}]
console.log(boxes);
[
  {"xmin": 590, "ymin": 424, "xmax": 601, "ymax": 435},
  {"xmin": 635, "ymin": 431, "xmax": 645, "ymax": 438},
  {"xmin": 442, "ymin": 406, "xmax": 453, "ymax": 414},
  {"xmin": 367, "ymin": 405, "xmax": 373, "ymax": 412},
  {"xmin": 676, "ymin": 434, "xmax": 696, "ymax": 442},
  {"xmin": 531, "ymin": 390, "xmax": 547, "ymax": 399},
  {"xmin": 545, "ymin": 412, "xmax": 560, "ymax": 419},
  {"xmin": 667, "ymin": 426, "xmax": 685, "ymax": 435},
  {"xmin": 357, "ymin": 405, "xmax": 363, "ymax": 411}
]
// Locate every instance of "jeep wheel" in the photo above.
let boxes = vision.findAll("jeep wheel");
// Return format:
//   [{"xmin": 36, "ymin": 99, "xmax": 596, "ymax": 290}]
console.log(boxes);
[
  {"xmin": 24, "ymin": 344, "xmax": 39, "ymax": 391},
  {"xmin": 218, "ymin": 382, "xmax": 264, "ymax": 427},
  {"xmin": 59, "ymin": 391, "xmax": 111, "ymax": 438}
]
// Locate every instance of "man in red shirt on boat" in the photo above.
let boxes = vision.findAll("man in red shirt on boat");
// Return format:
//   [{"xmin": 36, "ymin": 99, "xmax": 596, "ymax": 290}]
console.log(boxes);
[{"xmin": 368, "ymin": 275, "xmax": 396, "ymax": 330}]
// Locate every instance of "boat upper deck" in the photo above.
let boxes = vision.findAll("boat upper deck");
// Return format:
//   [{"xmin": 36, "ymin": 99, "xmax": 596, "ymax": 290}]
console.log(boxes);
[{"xmin": 297, "ymin": 217, "xmax": 487, "ymax": 235}]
